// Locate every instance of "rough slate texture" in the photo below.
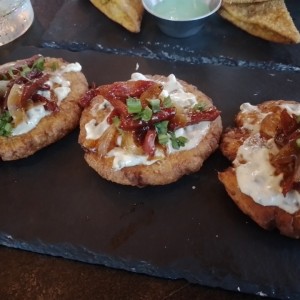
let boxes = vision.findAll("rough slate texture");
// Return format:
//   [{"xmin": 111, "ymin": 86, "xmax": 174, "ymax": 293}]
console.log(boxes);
[
  {"xmin": 1, "ymin": 0, "xmax": 300, "ymax": 299},
  {"xmin": 0, "ymin": 47, "xmax": 300, "ymax": 300},
  {"xmin": 41, "ymin": 0, "xmax": 300, "ymax": 71}
]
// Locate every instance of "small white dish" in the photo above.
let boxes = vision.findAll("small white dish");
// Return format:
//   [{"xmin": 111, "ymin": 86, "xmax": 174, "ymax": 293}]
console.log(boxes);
[{"xmin": 142, "ymin": 0, "xmax": 222, "ymax": 38}]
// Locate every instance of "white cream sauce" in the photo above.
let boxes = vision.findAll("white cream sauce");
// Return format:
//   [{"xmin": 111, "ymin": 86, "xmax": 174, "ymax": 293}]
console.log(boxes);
[
  {"xmin": 107, "ymin": 148, "xmax": 159, "ymax": 170},
  {"xmin": 37, "ymin": 90, "xmax": 51, "ymax": 100},
  {"xmin": 12, "ymin": 104, "xmax": 50, "ymax": 136},
  {"xmin": 167, "ymin": 121, "xmax": 210, "ymax": 154},
  {"xmin": 240, "ymin": 102, "xmax": 269, "ymax": 132},
  {"xmin": 10, "ymin": 61, "xmax": 82, "ymax": 136},
  {"xmin": 85, "ymin": 100, "xmax": 113, "ymax": 140},
  {"xmin": 159, "ymin": 74, "xmax": 197, "ymax": 108},
  {"xmin": 85, "ymin": 117, "xmax": 110, "ymax": 140},
  {"xmin": 280, "ymin": 103, "xmax": 300, "ymax": 116},
  {"xmin": 91, "ymin": 99, "xmax": 112, "ymax": 117},
  {"xmin": 54, "ymin": 86, "xmax": 71, "ymax": 104},
  {"xmin": 60, "ymin": 62, "xmax": 82, "ymax": 73},
  {"xmin": 235, "ymin": 102, "xmax": 300, "ymax": 213},
  {"xmin": 48, "ymin": 75, "xmax": 69, "ymax": 87},
  {"xmin": 130, "ymin": 72, "xmax": 147, "ymax": 81},
  {"xmin": 131, "ymin": 73, "xmax": 197, "ymax": 108},
  {"xmin": 87, "ymin": 73, "xmax": 212, "ymax": 170}
]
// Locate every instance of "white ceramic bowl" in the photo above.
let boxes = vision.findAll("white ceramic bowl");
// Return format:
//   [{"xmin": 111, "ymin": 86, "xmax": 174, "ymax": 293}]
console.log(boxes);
[{"xmin": 142, "ymin": 0, "xmax": 222, "ymax": 38}]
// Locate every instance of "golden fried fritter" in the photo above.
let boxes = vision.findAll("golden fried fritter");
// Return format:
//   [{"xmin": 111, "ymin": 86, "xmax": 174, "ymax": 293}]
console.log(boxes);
[
  {"xmin": 219, "ymin": 100, "xmax": 300, "ymax": 238},
  {"xmin": 0, "ymin": 56, "xmax": 88, "ymax": 160},
  {"xmin": 79, "ymin": 75, "xmax": 222, "ymax": 186}
]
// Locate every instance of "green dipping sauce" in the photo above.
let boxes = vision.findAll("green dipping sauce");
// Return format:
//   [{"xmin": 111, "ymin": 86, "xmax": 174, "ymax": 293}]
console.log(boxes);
[{"xmin": 152, "ymin": 0, "xmax": 210, "ymax": 20}]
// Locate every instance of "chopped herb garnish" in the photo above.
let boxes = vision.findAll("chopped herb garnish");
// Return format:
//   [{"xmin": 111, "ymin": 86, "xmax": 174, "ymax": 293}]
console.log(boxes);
[
  {"xmin": 157, "ymin": 133, "xmax": 168, "ymax": 145},
  {"xmin": 140, "ymin": 106, "xmax": 152, "ymax": 121},
  {"xmin": 193, "ymin": 103, "xmax": 206, "ymax": 111},
  {"xmin": 126, "ymin": 97, "xmax": 153, "ymax": 121},
  {"xmin": 0, "ymin": 111, "xmax": 13, "ymax": 137},
  {"xmin": 8, "ymin": 68, "xmax": 15, "ymax": 79},
  {"xmin": 125, "ymin": 96, "xmax": 188, "ymax": 150},
  {"xmin": 112, "ymin": 116, "xmax": 123, "ymax": 134},
  {"xmin": 155, "ymin": 121, "xmax": 168, "ymax": 135},
  {"xmin": 155, "ymin": 121, "xmax": 169, "ymax": 145},
  {"xmin": 163, "ymin": 96, "xmax": 172, "ymax": 108},
  {"xmin": 20, "ymin": 65, "xmax": 31, "ymax": 77},
  {"xmin": 50, "ymin": 61, "xmax": 59, "ymax": 72},
  {"xmin": 127, "ymin": 97, "xmax": 142, "ymax": 114},
  {"xmin": 3, "ymin": 57, "xmax": 45, "ymax": 81},
  {"xmin": 149, "ymin": 99, "xmax": 161, "ymax": 113},
  {"xmin": 32, "ymin": 57, "xmax": 45, "ymax": 71},
  {"xmin": 155, "ymin": 121, "xmax": 189, "ymax": 149},
  {"xmin": 170, "ymin": 132, "xmax": 188, "ymax": 149}
]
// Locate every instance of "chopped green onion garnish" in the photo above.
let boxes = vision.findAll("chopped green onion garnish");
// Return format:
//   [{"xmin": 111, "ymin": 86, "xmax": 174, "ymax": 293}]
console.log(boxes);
[
  {"xmin": 177, "ymin": 136, "xmax": 188, "ymax": 146},
  {"xmin": 32, "ymin": 57, "xmax": 45, "ymax": 71},
  {"xmin": 50, "ymin": 61, "xmax": 59, "ymax": 72},
  {"xmin": 4, "ymin": 123, "xmax": 12, "ymax": 132},
  {"xmin": 0, "ymin": 111, "xmax": 13, "ymax": 137},
  {"xmin": 170, "ymin": 132, "xmax": 188, "ymax": 149},
  {"xmin": 155, "ymin": 121, "xmax": 170, "ymax": 145},
  {"xmin": 155, "ymin": 121, "xmax": 188, "ymax": 149},
  {"xmin": 193, "ymin": 103, "xmax": 206, "ymax": 111},
  {"xmin": 8, "ymin": 68, "xmax": 15, "ymax": 78},
  {"xmin": 155, "ymin": 121, "xmax": 168, "ymax": 135},
  {"xmin": 158, "ymin": 133, "xmax": 169, "ymax": 145},
  {"xmin": 149, "ymin": 99, "xmax": 161, "ymax": 113},
  {"xmin": 140, "ymin": 106, "xmax": 152, "ymax": 121},
  {"xmin": 20, "ymin": 65, "xmax": 31, "ymax": 77},
  {"xmin": 163, "ymin": 96, "xmax": 172, "ymax": 108},
  {"xmin": 2, "ymin": 56, "xmax": 46, "ymax": 81},
  {"xmin": 126, "ymin": 97, "xmax": 142, "ymax": 114}
]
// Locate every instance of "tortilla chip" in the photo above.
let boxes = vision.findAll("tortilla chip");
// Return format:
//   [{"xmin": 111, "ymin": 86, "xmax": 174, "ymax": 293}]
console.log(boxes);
[
  {"xmin": 90, "ymin": 0, "xmax": 144, "ymax": 33},
  {"xmin": 219, "ymin": 0, "xmax": 300, "ymax": 44}
]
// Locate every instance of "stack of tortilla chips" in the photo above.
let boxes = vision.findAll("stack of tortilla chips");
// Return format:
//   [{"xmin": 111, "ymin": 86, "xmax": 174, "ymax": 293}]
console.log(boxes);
[
  {"xmin": 90, "ymin": 0, "xmax": 144, "ymax": 33},
  {"xmin": 219, "ymin": 0, "xmax": 300, "ymax": 43}
]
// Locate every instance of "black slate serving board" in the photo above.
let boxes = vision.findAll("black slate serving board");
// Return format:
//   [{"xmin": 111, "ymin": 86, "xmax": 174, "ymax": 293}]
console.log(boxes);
[
  {"xmin": 41, "ymin": 0, "xmax": 300, "ymax": 71},
  {"xmin": 1, "ymin": 46, "xmax": 300, "ymax": 299}
]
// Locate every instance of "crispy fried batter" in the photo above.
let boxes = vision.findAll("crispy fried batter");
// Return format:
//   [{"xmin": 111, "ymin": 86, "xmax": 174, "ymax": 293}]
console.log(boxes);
[
  {"xmin": 0, "ymin": 57, "xmax": 88, "ymax": 160},
  {"xmin": 219, "ymin": 0, "xmax": 300, "ymax": 44},
  {"xmin": 90, "ymin": 0, "xmax": 144, "ymax": 33},
  {"xmin": 220, "ymin": 127, "xmax": 250, "ymax": 161},
  {"xmin": 221, "ymin": 100, "xmax": 292, "ymax": 160},
  {"xmin": 218, "ymin": 168, "xmax": 300, "ymax": 238},
  {"xmin": 219, "ymin": 100, "xmax": 300, "ymax": 238},
  {"xmin": 79, "ymin": 75, "xmax": 222, "ymax": 186}
]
